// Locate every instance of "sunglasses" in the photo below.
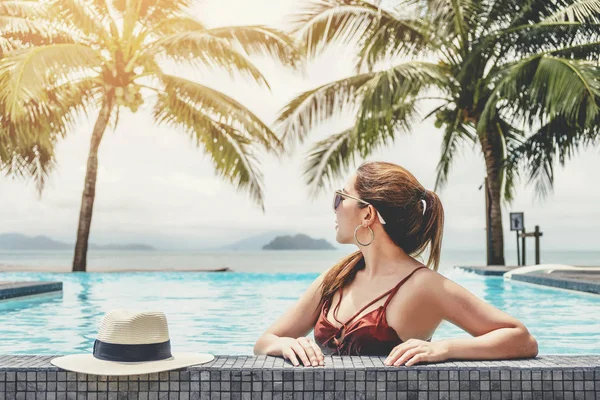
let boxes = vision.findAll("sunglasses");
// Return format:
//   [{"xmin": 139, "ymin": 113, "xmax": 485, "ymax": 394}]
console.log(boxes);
[{"xmin": 333, "ymin": 190, "xmax": 387, "ymax": 225}]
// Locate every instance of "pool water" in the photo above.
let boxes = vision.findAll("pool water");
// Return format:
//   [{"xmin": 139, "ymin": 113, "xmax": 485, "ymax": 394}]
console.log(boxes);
[{"xmin": 0, "ymin": 268, "xmax": 598, "ymax": 355}]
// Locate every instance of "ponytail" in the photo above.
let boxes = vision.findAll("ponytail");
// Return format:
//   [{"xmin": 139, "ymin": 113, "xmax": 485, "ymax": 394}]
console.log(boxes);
[{"xmin": 421, "ymin": 191, "xmax": 444, "ymax": 271}]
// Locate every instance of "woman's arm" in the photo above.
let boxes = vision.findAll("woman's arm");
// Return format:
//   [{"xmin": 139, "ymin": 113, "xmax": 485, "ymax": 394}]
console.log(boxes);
[
  {"xmin": 253, "ymin": 269, "xmax": 328, "ymax": 360},
  {"xmin": 385, "ymin": 273, "xmax": 538, "ymax": 366},
  {"xmin": 433, "ymin": 276, "xmax": 538, "ymax": 360}
]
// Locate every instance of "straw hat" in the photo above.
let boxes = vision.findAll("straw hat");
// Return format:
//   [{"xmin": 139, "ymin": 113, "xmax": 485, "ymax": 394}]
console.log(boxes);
[{"xmin": 51, "ymin": 310, "xmax": 214, "ymax": 376}]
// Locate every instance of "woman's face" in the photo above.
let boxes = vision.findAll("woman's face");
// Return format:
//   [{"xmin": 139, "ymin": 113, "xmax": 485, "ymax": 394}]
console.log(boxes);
[{"xmin": 334, "ymin": 174, "xmax": 368, "ymax": 245}]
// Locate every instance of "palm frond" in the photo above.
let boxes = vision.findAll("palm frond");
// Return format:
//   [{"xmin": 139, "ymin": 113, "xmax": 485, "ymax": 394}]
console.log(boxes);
[
  {"xmin": 131, "ymin": 15, "xmax": 204, "ymax": 61},
  {"xmin": 0, "ymin": 36, "xmax": 17, "ymax": 56},
  {"xmin": 47, "ymin": 0, "xmax": 111, "ymax": 44},
  {"xmin": 2, "ymin": 77, "xmax": 101, "ymax": 152},
  {"xmin": 356, "ymin": 99, "xmax": 419, "ymax": 157},
  {"xmin": 0, "ymin": 0, "xmax": 46, "ymax": 34},
  {"xmin": 206, "ymin": 25, "xmax": 303, "ymax": 68},
  {"xmin": 291, "ymin": 0, "xmax": 384, "ymax": 57},
  {"xmin": 153, "ymin": 87, "xmax": 267, "ymax": 210},
  {"xmin": 0, "ymin": 76, "xmax": 100, "ymax": 191},
  {"xmin": 0, "ymin": 1, "xmax": 73, "ymax": 46},
  {"xmin": 434, "ymin": 107, "xmax": 477, "ymax": 190},
  {"xmin": 354, "ymin": 61, "xmax": 451, "ymax": 155},
  {"xmin": 113, "ymin": 0, "xmax": 192, "ymax": 24},
  {"xmin": 302, "ymin": 97, "xmax": 424, "ymax": 196},
  {"xmin": 37, "ymin": 77, "xmax": 103, "ymax": 135},
  {"xmin": 88, "ymin": 0, "xmax": 112, "ymax": 16},
  {"xmin": 113, "ymin": 0, "xmax": 192, "ymax": 45},
  {"xmin": 0, "ymin": 15, "xmax": 49, "ymax": 38},
  {"xmin": 275, "ymin": 72, "xmax": 376, "ymax": 147},
  {"xmin": 416, "ymin": 0, "xmax": 480, "ymax": 47},
  {"xmin": 0, "ymin": 137, "xmax": 58, "ymax": 194},
  {"xmin": 0, "ymin": 44, "xmax": 102, "ymax": 118},
  {"xmin": 293, "ymin": 0, "xmax": 453, "ymax": 64},
  {"xmin": 481, "ymin": 0, "xmax": 520, "ymax": 31},
  {"xmin": 497, "ymin": 22, "xmax": 600, "ymax": 58},
  {"xmin": 159, "ymin": 74, "xmax": 281, "ymax": 152},
  {"xmin": 0, "ymin": 0, "xmax": 44, "ymax": 17},
  {"xmin": 496, "ymin": 118, "xmax": 524, "ymax": 203},
  {"xmin": 501, "ymin": 0, "xmax": 579, "ymax": 28},
  {"xmin": 303, "ymin": 127, "xmax": 357, "ymax": 197},
  {"xmin": 88, "ymin": 0, "xmax": 120, "ymax": 40},
  {"xmin": 501, "ymin": 158, "xmax": 520, "ymax": 203},
  {"xmin": 481, "ymin": 55, "xmax": 600, "ymax": 134},
  {"xmin": 525, "ymin": 56, "xmax": 599, "ymax": 126},
  {"xmin": 146, "ymin": 15, "xmax": 206, "ymax": 37},
  {"xmin": 508, "ymin": 114, "xmax": 600, "ymax": 200},
  {"xmin": 1, "ymin": 29, "xmax": 76, "ymax": 47},
  {"xmin": 545, "ymin": 0, "xmax": 600, "ymax": 24},
  {"xmin": 150, "ymin": 31, "xmax": 270, "ymax": 87},
  {"xmin": 355, "ymin": 15, "xmax": 441, "ymax": 70},
  {"xmin": 550, "ymin": 39, "xmax": 600, "ymax": 61},
  {"xmin": 482, "ymin": 0, "xmax": 594, "ymax": 62},
  {"xmin": 277, "ymin": 60, "xmax": 449, "ymax": 148},
  {"xmin": 130, "ymin": 53, "xmax": 162, "ymax": 77}
]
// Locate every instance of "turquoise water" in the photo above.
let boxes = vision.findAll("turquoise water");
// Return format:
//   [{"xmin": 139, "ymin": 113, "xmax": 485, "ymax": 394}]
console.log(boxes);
[{"xmin": 0, "ymin": 268, "xmax": 598, "ymax": 355}]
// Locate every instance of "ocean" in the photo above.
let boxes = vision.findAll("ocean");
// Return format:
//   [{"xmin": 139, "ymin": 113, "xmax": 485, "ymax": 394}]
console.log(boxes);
[{"xmin": 0, "ymin": 249, "xmax": 599, "ymax": 273}]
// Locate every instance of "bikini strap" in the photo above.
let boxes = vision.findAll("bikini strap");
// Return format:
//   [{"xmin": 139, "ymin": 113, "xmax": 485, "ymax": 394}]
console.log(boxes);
[
  {"xmin": 382, "ymin": 265, "xmax": 428, "ymax": 309},
  {"xmin": 334, "ymin": 265, "xmax": 428, "ymax": 327}
]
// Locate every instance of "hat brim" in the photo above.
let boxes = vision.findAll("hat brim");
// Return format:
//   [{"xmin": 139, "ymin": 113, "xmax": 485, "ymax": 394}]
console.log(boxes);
[{"xmin": 51, "ymin": 353, "xmax": 215, "ymax": 376}]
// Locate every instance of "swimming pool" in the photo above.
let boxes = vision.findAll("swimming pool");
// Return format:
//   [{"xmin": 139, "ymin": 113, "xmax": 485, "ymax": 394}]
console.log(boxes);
[{"xmin": 0, "ymin": 268, "xmax": 598, "ymax": 355}]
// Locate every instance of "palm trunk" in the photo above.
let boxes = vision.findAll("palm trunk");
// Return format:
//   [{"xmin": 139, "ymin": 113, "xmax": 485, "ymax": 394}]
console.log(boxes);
[
  {"xmin": 72, "ymin": 96, "xmax": 114, "ymax": 272},
  {"xmin": 481, "ymin": 132, "xmax": 506, "ymax": 266}
]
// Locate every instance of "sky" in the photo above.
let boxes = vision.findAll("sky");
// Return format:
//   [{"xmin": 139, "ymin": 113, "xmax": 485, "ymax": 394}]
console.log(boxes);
[{"xmin": 0, "ymin": 0, "xmax": 599, "ymax": 252}]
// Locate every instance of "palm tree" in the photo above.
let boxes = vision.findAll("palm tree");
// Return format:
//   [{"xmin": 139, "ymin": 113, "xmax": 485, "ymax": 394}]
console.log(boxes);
[
  {"xmin": 0, "ymin": 0, "xmax": 300, "ymax": 272},
  {"xmin": 276, "ymin": 0, "xmax": 600, "ymax": 265},
  {"xmin": 0, "ymin": 0, "xmax": 71, "ymax": 191}
]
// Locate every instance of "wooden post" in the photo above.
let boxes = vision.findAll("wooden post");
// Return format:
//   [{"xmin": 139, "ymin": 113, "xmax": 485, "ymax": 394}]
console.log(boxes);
[
  {"xmin": 485, "ymin": 177, "xmax": 492, "ymax": 265},
  {"xmin": 535, "ymin": 225, "xmax": 542, "ymax": 265},
  {"xmin": 521, "ymin": 227, "xmax": 526, "ymax": 266},
  {"xmin": 516, "ymin": 231, "xmax": 521, "ymax": 266},
  {"xmin": 520, "ymin": 226, "xmax": 544, "ymax": 265}
]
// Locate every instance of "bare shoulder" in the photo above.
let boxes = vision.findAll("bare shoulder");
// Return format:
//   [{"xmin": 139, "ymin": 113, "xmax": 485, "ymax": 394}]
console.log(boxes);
[
  {"xmin": 402, "ymin": 266, "xmax": 448, "ymax": 297},
  {"xmin": 408, "ymin": 265, "xmax": 445, "ymax": 285},
  {"xmin": 407, "ymin": 267, "xmax": 492, "ymax": 312}
]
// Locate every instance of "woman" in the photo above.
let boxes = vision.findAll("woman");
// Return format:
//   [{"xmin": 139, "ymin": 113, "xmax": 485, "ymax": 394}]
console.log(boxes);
[{"xmin": 254, "ymin": 161, "xmax": 538, "ymax": 367}]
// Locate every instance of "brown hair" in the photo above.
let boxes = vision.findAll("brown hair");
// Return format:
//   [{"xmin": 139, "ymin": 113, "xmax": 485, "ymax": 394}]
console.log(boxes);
[{"xmin": 317, "ymin": 161, "xmax": 445, "ymax": 311}]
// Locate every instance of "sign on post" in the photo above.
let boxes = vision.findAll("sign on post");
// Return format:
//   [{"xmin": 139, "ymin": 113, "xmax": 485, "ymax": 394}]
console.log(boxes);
[
  {"xmin": 510, "ymin": 212, "xmax": 524, "ymax": 266},
  {"xmin": 510, "ymin": 212, "xmax": 524, "ymax": 232}
]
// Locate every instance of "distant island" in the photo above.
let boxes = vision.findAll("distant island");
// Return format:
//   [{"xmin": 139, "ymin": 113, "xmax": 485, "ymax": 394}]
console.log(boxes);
[
  {"xmin": 215, "ymin": 231, "xmax": 292, "ymax": 251},
  {"xmin": 263, "ymin": 234, "xmax": 336, "ymax": 250},
  {"xmin": 0, "ymin": 233, "xmax": 156, "ymax": 251}
]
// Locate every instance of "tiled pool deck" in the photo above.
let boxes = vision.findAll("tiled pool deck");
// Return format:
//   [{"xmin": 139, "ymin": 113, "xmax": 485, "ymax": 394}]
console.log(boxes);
[
  {"xmin": 508, "ymin": 273, "xmax": 600, "ymax": 295},
  {"xmin": 0, "ymin": 355, "xmax": 598, "ymax": 400},
  {"xmin": 455, "ymin": 267, "xmax": 519, "ymax": 276},
  {"xmin": 0, "ymin": 282, "xmax": 62, "ymax": 300},
  {"xmin": 455, "ymin": 267, "xmax": 600, "ymax": 295}
]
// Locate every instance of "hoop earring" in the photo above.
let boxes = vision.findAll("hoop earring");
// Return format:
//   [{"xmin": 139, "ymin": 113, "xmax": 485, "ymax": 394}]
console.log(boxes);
[{"xmin": 354, "ymin": 225, "xmax": 374, "ymax": 247}]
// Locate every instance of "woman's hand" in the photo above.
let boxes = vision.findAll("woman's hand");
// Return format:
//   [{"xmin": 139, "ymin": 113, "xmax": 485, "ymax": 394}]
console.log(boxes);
[
  {"xmin": 385, "ymin": 339, "xmax": 449, "ymax": 366},
  {"xmin": 279, "ymin": 337, "xmax": 325, "ymax": 367}
]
